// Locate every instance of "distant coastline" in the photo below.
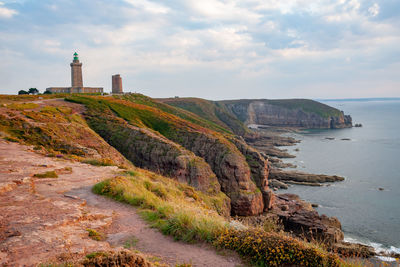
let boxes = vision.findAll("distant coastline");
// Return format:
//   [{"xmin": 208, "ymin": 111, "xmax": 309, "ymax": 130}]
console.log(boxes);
[{"xmin": 318, "ymin": 97, "xmax": 400, "ymax": 102}]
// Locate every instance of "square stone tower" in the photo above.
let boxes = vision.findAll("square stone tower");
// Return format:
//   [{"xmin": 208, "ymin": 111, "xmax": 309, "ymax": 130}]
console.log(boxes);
[
  {"xmin": 70, "ymin": 52, "xmax": 83, "ymax": 88},
  {"xmin": 112, "ymin": 74, "xmax": 123, "ymax": 94}
]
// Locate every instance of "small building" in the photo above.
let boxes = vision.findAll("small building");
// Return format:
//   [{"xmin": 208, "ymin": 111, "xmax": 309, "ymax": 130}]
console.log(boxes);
[
  {"xmin": 46, "ymin": 52, "xmax": 103, "ymax": 94},
  {"xmin": 112, "ymin": 74, "xmax": 123, "ymax": 94}
]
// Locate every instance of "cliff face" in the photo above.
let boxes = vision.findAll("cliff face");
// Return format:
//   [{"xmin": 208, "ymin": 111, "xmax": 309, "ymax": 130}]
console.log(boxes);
[
  {"xmin": 159, "ymin": 98, "xmax": 352, "ymax": 131},
  {"xmin": 68, "ymin": 95, "xmax": 270, "ymax": 216},
  {"xmin": 229, "ymin": 137, "xmax": 274, "ymax": 211},
  {"xmin": 87, "ymin": 114, "xmax": 222, "ymax": 195},
  {"xmin": 175, "ymin": 131, "xmax": 264, "ymax": 216},
  {"xmin": 217, "ymin": 99, "xmax": 352, "ymax": 129}
]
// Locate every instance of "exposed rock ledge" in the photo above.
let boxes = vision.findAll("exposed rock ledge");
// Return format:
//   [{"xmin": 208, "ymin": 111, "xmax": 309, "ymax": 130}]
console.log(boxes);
[
  {"xmin": 272, "ymin": 194, "xmax": 344, "ymax": 245},
  {"xmin": 269, "ymin": 169, "xmax": 345, "ymax": 184}
]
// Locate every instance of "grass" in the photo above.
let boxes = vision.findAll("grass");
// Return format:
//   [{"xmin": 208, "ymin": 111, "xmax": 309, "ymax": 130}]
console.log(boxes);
[
  {"xmin": 33, "ymin": 170, "xmax": 58, "ymax": 178},
  {"xmin": 93, "ymin": 168, "xmax": 358, "ymax": 267},
  {"xmin": 0, "ymin": 97, "xmax": 128, "ymax": 166},
  {"xmin": 85, "ymin": 251, "xmax": 108, "ymax": 259},
  {"xmin": 66, "ymin": 94, "xmax": 234, "ymax": 139},
  {"xmin": 92, "ymin": 170, "xmax": 228, "ymax": 243},
  {"xmin": 81, "ymin": 158, "xmax": 115, "ymax": 166},
  {"xmin": 117, "ymin": 94, "xmax": 234, "ymax": 135},
  {"xmin": 123, "ymin": 236, "xmax": 139, "ymax": 249},
  {"xmin": 159, "ymin": 97, "xmax": 248, "ymax": 135},
  {"xmin": 8, "ymin": 103, "xmax": 39, "ymax": 110},
  {"xmin": 267, "ymin": 99, "xmax": 343, "ymax": 118},
  {"xmin": 86, "ymin": 228, "xmax": 106, "ymax": 241}
]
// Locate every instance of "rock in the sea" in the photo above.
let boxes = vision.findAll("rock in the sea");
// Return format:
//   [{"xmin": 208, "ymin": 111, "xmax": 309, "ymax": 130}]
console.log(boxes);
[
  {"xmin": 269, "ymin": 169, "xmax": 345, "ymax": 184},
  {"xmin": 269, "ymin": 179, "xmax": 289, "ymax": 189}
]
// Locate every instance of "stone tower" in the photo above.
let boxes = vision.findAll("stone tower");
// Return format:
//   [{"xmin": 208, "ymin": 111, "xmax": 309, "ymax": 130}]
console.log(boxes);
[
  {"xmin": 112, "ymin": 74, "xmax": 123, "ymax": 94},
  {"xmin": 70, "ymin": 52, "xmax": 83, "ymax": 88}
]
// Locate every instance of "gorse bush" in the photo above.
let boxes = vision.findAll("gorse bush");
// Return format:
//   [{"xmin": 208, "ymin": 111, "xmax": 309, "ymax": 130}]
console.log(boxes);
[
  {"xmin": 86, "ymin": 228, "xmax": 106, "ymax": 241},
  {"xmin": 215, "ymin": 228, "xmax": 341, "ymax": 267}
]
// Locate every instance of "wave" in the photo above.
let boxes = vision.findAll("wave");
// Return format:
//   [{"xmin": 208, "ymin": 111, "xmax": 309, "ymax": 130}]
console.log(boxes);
[{"xmin": 344, "ymin": 235, "xmax": 400, "ymax": 262}]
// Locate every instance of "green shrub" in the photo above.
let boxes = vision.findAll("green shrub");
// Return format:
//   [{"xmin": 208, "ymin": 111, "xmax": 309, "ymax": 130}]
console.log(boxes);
[{"xmin": 33, "ymin": 171, "xmax": 58, "ymax": 178}]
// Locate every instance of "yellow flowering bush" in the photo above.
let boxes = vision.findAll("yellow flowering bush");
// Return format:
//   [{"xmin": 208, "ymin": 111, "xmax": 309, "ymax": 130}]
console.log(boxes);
[{"xmin": 215, "ymin": 228, "xmax": 341, "ymax": 266}]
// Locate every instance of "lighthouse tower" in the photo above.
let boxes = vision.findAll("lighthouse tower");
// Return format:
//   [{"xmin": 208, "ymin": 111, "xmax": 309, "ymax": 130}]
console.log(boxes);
[
  {"xmin": 70, "ymin": 52, "xmax": 83, "ymax": 88},
  {"xmin": 45, "ymin": 52, "xmax": 103, "ymax": 94}
]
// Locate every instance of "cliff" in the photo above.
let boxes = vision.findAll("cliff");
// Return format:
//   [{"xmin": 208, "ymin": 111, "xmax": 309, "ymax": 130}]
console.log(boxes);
[
  {"xmin": 67, "ymin": 94, "xmax": 271, "ymax": 216},
  {"xmin": 160, "ymin": 98, "xmax": 352, "ymax": 130},
  {"xmin": 217, "ymin": 99, "xmax": 352, "ymax": 129}
]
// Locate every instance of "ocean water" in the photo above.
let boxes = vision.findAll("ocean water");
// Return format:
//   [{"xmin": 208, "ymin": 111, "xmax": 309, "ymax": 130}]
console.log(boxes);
[{"xmin": 279, "ymin": 99, "xmax": 400, "ymax": 253}]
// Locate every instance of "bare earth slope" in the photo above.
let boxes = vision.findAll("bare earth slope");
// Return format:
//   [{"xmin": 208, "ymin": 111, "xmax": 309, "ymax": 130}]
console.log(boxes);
[{"xmin": 0, "ymin": 140, "xmax": 242, "ymax": 266}]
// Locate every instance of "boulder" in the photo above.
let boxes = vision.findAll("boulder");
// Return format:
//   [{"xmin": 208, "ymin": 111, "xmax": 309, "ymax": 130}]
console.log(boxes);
[{"xmin": 272, "ymin": 194, "xmax": 344, "ymax": 245}]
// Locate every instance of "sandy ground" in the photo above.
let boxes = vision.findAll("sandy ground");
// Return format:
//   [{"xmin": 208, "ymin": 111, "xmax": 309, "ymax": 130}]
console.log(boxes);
[{"xmin": 0, "ymin": 140, "xmax": 243, "ymax": 266}]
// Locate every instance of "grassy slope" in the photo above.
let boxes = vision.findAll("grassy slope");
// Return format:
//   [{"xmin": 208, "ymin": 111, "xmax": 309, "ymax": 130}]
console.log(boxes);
[
  {"xmin": 0, "ymin": 97, "xmax": 128, "ymax": 166},
  {"xmin": 120, "ymin": 94, "xmax": 233, "ymax": 134},
  {"xmin": 94, "ymin": 172, "xmax": 344, "ymax": 266},
  {"xmin": 66, "ymin": 95, "xmax": 237, "ymax": 149},
  {"xmin": 158, "ymin": 97, "xmax": 249, "ymax": 135}
]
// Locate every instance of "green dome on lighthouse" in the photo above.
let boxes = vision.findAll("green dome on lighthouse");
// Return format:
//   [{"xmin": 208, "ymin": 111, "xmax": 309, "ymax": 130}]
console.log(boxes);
[{"xmin": 73, "ymin": 52, "xmax": 79, "ymax": 61}]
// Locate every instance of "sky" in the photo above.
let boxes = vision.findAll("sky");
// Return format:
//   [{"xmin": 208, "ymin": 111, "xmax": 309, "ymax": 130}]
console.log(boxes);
[{"xmin": 0, "ymin": 0, "xmax": 399, "ymax": 100}]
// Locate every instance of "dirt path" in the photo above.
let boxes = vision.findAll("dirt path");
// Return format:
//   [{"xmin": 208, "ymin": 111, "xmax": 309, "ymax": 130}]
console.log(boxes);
[{"xmin": 0, "ymin": 140, "xmax": 243, "ymax": 266}]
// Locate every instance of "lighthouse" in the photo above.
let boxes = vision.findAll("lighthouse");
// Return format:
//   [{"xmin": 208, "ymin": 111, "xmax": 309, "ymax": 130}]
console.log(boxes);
[
  {"xmin": 70, "ymin": 52, "xmax": 83, "ymax": 88},
  {"xmin": 46, "ymin": 52, "xmax": 103, "ymax": 94}
]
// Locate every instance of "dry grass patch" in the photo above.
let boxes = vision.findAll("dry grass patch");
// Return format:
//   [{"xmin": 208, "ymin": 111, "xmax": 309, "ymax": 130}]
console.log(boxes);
[{"xmin": 93, "ymin": 170, "xmax": 228, "ymax": 243}]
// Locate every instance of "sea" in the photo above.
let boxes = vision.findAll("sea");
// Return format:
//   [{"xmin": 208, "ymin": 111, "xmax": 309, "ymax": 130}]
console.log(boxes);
[{"xmin": 278, "ymin": 98, "xmax": 400, "ymax": 255}]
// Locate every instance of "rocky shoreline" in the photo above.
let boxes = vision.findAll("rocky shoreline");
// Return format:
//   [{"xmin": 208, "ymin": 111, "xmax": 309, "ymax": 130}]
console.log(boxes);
[
  {"xmin": 245, "ymin": 128, "xmax": 345, "ymax": 188},
  {"xmin": 242, "ymin": 126, "xmax": 397, "ymax": 261}
]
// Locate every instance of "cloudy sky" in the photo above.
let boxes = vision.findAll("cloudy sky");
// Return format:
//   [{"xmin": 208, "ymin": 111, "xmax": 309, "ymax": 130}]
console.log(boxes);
[{"xmin": 0, "ymin": 0, "xmax": 399, "ymax": 99}]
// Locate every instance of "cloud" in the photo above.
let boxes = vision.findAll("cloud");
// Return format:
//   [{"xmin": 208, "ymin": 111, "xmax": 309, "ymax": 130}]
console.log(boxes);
[
  {"xmin": 368, "ymin": 3, "xmax": 379, "ymax": 17},
  {"xmin": 0, "ymin": 2, "xmax": 17, "ymax": 18},
  {"xmin": 124, "ymin": 0, "xmax": 169, "ymax": 14},
  {"xmin": 0, "ymin": 0, "xmax": 399, "ymax": 98}
]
